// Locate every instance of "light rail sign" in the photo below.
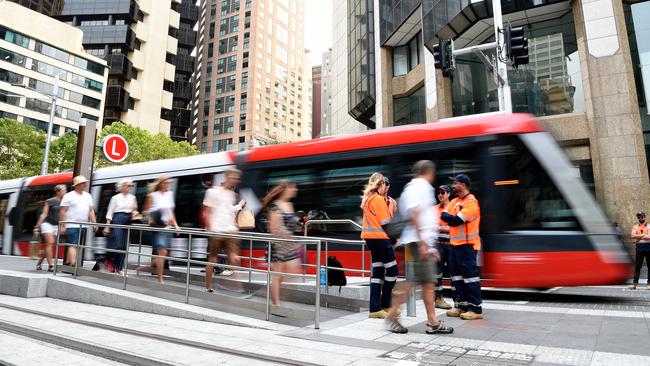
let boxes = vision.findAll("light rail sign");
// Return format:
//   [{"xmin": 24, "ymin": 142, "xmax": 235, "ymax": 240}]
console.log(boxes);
[{"xmin": 102, "ymin": 134, "xmax": 129, "ymax": 163}]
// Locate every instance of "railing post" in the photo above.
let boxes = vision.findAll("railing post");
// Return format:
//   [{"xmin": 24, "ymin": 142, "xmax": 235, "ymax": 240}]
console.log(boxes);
[
  {"xmin": 137, "ymin": 228, "xmax": 143, "ymax": 269},
  {"xmin": 301, "ymin": 242, "xmax": 306, "ymax": 283},
  {"xmin": 265, "ymin": 240, "xmax": 272, "ymax": 321},
  {"xmin": 185, "ymin": 232, "xmax": 192, "ymax": 304},
  {"xmin": 324, "ymin": 241, "xmax": 329, "ymax": 298},
  {"xmin": 123, "ymin": 228, "xmax": 131, "ymax": 290},
  {"xmin": 53, "ymin": 224, "xmax": 61, "ymax": 276},
  {"xmin": 314, "ymin": 239, "xmax": 321, "ymax": 329},
  {"xmin": 248, "ymin": 239, "xmax": 252, "ymax": 284},
  {"xmin": 73, "ymin": 223, "xmax": 82, "ymax": 279}
]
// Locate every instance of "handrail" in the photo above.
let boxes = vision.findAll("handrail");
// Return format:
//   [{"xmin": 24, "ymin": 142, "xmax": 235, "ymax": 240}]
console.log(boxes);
[{"xmin": 54, "ymin": 220, "xmax": 371, "ymax": 329}]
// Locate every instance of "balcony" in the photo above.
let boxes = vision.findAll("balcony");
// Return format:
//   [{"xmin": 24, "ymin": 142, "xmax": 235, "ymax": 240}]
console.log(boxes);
[
  {"xmin": 105, "ymin": 85, "xmax": 130, "ymax": 112},
  {"xmin": 178, "ymin": 0, "xmax": 199, "ymax": 23},
  {"xmin": 106, "ymin": 54, "xmax": 133, "ymax": 80},
  {"xmin": 173, "ymin": 80, "xmax": 193, "ymax": 101}
]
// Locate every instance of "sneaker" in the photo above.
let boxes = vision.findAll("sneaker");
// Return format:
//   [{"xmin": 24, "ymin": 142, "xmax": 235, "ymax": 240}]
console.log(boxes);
[
  {"xmin": 206, "ymin": 288, "xmax": 215, "ymax": 293},
  {"xmin": 435, "ymin": 295, "xmax": 452, "ymax": 310},
  {"xmin": 446, "ymin": 308, "xmax": 465, "ymax": 317},
  {"xmin": 629, "ymin": 284, "xmax": 637, "ymax": 290},
  {"xmin": 384, "ymin": 317, "xmax": 408, "ymax": 334},
  {"xmin": 426, "ymin": 321, "xmax": 454, "ymax": 334},
  {"xmin": 369, "ymin": 310, "xmax": 388, "ymax": 319},
  {"xmin": 460, "ymin": 311, "xmax": 484, "ymax": 320},
  {"xmin": 220, "ymin": 269, "xmax": 234, "ymax": 276}
]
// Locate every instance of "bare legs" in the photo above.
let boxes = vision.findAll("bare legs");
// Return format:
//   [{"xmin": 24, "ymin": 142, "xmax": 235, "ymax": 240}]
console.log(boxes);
[
  {"xmin": 388, "ymin": 282, "xmax": 441, "ymax": 326},
  {"xmin": 155, "ymin": 248, "xmax": 168, "ymax": 284},
  {"xmin": 271, "ymin": 258, "xmax": 299, "ymax": 305}
]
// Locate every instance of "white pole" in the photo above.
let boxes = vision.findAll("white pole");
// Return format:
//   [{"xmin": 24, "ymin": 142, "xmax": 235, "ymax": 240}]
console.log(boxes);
[
  {"xmin": 41, "ymin": 74, "xmax": 59, "ymax": 176},
  {"xmin": 491, "ymin": 0, "xmax": 512, "ymax": 113}
]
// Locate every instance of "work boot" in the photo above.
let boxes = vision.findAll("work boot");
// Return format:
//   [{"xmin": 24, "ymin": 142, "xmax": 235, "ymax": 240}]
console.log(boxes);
[
  {"xmin": 460, "ymin": 311, "xmax": 484, "ymax": 320},
  {"xmin": 369, "ymin": 310, "xmax": 388, "ymax": 319},
  {"xmin": 446, "ymin": 308, "xmax": 465, "ymax": 317},
  {"xmin": 629, "ymin": 284, "xmax": 637, "ymax": 290},
  {"xmin": 435, "ymin": 295, "xmax": 452, "ymax": 309}
]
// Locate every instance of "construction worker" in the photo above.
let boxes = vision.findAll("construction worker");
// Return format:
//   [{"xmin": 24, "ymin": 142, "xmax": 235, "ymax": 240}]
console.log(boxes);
[
  {"xmin": 441, "ymin": 174, "xmax": 483, "ymax": 320},
  {"xmin": 630, "ymin": 211, "xmax": 650, "ymax": 290},
  {"xmin": 434, "ymin": 185, "xmax": 453, "ymax": 309}
]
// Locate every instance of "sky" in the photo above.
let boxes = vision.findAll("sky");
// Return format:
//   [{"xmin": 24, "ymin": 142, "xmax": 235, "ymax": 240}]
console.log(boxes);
[{"xmin": 303, "ymin": 0, "xmax": 333, "ymax": 66}]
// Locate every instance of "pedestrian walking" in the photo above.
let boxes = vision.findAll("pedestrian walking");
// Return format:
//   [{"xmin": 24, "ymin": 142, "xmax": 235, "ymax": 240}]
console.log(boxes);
[
  {"xmin": 203, "ymin": 168, "xmax": 246, "ymax": 293},
  {"xmin": 103, "ymin": 178, "xmax": 139, "ymax": 274},
  {"xmin": 442, "ymin": 174, "xmax": 483, "ymax": 320},
  {"xmin": 361, "ymin": 173, "xmax": 397, "ymax": 319},
  {"xmin": 33, "ymin": 184, "xmax": 67, "ymax": 271},
  {"xmin": 630, "ymin": 211, "xmax": 650, "ymax": 290},
  {"xmin": 434, "ymin": 185, "xmax": 453, "ymax": 309},
  {"xmin": 263, "ymin": 180, "xmax": 302, "ymax": 306},
  {"xmin": 142, "ymin": 175, "xmax": 179, "ymax": 284},
  {"xmin": 59, "ymin": 176, "xmax": 97, "ymax": 268},
  {"xmin": 385, "ymin": 160, "xmax": 453, "ymax": 335}
]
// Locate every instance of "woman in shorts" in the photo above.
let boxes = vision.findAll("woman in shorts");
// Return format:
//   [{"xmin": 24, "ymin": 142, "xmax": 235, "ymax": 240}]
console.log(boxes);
[{"xmin": 34, "ymin": 184, "xmax": 67, "ymax": 271}]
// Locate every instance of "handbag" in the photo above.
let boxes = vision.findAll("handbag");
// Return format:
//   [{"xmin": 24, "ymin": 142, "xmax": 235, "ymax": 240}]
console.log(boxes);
[
  {"xmin": 236, "ymin": 209, "xmax": 256, "ymax": 229},
  {"xmin": 148, "ymin": 210, "xmax": 166, "ymax": 228},
  {"xmin": 381, "ymin": 210, "xmax": 408, "ymax": 241}
]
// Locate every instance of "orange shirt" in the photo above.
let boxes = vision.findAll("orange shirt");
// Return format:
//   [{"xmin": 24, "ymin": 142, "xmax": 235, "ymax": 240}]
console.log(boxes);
[
  {"xmin": 632, "ymin": 223, "xmax": 650, "ymax": 244},
  {"xmin": 361, "ymin": 194, "xmax": 390, "ymax": 240},
  {"xmin": 445, "ymin": 193, "xmax": 481, "ymax": 250}
]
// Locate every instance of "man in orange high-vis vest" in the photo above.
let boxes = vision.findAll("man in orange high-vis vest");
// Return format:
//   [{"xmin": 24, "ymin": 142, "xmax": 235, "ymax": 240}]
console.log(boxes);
[{"xmin": 441, "ymin": 174, "xmax": 483, "ymax": 320}]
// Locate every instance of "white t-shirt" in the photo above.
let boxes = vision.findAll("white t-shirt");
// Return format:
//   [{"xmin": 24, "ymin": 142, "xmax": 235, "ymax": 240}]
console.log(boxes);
[
  {"xmin": 203, "ymin": 186, "xmax": 241, "ymax": 233},
  {"xmin": 150, "ymin": 191, "xmax": 175, "ymax": 223},
  {"xmin": 398, "ymin": 178, "xmax": 438, "ymax": 247},
  {"xmin": 60, "ymin": 190, "xmax": 94, "ymax": 228},
  {"xmin": 106, "ymin": 193, "xmax": 137, "ymax": 220}
]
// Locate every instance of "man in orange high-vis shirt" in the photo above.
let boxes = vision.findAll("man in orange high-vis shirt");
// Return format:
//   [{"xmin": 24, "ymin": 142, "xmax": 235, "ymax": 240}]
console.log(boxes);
[
  {"xmin": 441, "ymin": 174, "xmax": 483, "ymax": 320},
  {"xmin": 630, "ymin": 211, "xmax": 650, "ymax": 290}
]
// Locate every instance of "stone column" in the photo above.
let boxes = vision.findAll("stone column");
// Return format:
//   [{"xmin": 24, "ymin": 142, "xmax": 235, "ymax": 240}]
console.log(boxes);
[{"xmin": 574, "ymin": 0, "xmax": 650, "ymax": 234}]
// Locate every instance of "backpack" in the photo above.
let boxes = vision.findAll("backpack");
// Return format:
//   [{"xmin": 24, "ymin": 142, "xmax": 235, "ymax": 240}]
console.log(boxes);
[{"xmin": 327, "ymin": 256, "xmax": 347, "ymax": 290}]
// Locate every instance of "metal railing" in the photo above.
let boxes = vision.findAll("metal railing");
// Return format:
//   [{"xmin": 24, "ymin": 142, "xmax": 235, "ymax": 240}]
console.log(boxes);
[{"xmin": 54, "ymin": 220, "xmax": 370, "ymax": 329}]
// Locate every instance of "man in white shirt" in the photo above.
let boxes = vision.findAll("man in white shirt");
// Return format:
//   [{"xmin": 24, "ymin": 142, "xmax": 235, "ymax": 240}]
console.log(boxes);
[
  {"xmin": 385, "ymin": 160, "xmax": 453, "ymax": 335},
  {"xmin": 203, "ymin": 168, "xmax": 246, "ymax": 293},
  {"xmin": 59, "ymin": 176, "xmax": 97, "ymax": 267}
]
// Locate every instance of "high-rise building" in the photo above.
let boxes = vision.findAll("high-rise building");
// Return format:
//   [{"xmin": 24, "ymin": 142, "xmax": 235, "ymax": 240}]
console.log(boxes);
[
  {"xmin": 191, "ymin": 0, "xmax": 309, "ymax": 152},
  {"xmin": 54, "ymin": 0, "xmax": 188, "ymax": 136},
  {"xmin": 6, "ymin": 0, "xmax": 64, "ymax": 16},
  {"xmin": 345, "ymin": 0, "xmax": 650, "ymax": 234},
  {"xmin": 0, "ymin": 1, "xmax": 107, "ymax": 136},
  {"xmin": 168, "ymin": 0, "xmax": 198, "ymax": 141},
  {"xmin": 311, "ymin": 65, "xmax": 321, "ymax": 139}
]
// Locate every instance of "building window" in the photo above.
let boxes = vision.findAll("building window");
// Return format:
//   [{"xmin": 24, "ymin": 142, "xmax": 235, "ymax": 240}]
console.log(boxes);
[
  {"xmin": 206, "ymin": 61, "xmax": 213, "ymax": 78},
  {"xmin": 0, "ymin": 27, "xmax": 30, "ymax": 48},
  {"xmin": 392, "ymin": 32, "xmax": 422, "ymax": 77},
  {"xmin": 393, "ymin": 86, "xmax": 425, "ymax": 126},
  {"xmin": 452, "ymin": 12, "xmax": 584, "ymax": 118}
]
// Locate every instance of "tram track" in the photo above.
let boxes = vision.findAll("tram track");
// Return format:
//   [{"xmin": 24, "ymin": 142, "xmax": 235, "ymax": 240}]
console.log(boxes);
[{"xmin": 0, "ymin": 302, "xmax": 316, "ymax": 366}]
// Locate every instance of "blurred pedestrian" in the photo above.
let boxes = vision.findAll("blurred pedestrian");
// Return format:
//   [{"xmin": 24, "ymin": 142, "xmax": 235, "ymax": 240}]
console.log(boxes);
[
  {"xmin": 103, "ymin": 178, "xmax": 139, "ymax": 274},
  {"xmin": 203, "ymin": 168, "xmax": 246, "ymax": 293},
  {"xmin": 361, "ymin": 173, "xmax": 397, "ymax": 319},
  {"xmin": 385, "ymin": 160, "xmax": 453, "ymax": 335},
  {"xmin": 59, "ymin": 176, "xmax": 97, "ymax": 268},
  {"xmin": 434, "ymin": 185, "xmax": 453, "ymax": 309},
  {"xmin": 142, "ymin": 175, "xmax": 179, "ymax": 284},
  {"xmin": 630, "ymin": 212, "xmax": 650, "ymax": 290},
  {"xmin": 263, "ymin": 180, "xmax": 302, "ymax": 306},
  {"xmin": 33, "ymin": 184, "xmax": 67, "ymax": 271},
  {"xmin": 442, "ymin": 174, "xmax": 483, "ymax": 320}
]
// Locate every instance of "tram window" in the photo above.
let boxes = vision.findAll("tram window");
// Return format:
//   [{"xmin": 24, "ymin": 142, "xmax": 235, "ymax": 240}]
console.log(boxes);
[
  {"xmin": 95, "ymin": 184, "xmax": 115, "ymax": 237},
  {"xmin": 18, "ymin": 188, "xmax": 55, "ymax": 238},
  {"xmin": 175, "ymin": 174, "xmax": 212, "ymax": 228},
  {"xmin": 261, "ymin": 167, "xmax": 319, "ymax": 218},
  {"xmin": 0, "ymin": 194, "xmax": 8, "ymax": 235},
  {"xmin": 133, "ymin": 180, "xmax": 152, "ymax": 210},
  {"xmin": 496, "ymin": 138, "xmax": 579, "ymax": 230}
]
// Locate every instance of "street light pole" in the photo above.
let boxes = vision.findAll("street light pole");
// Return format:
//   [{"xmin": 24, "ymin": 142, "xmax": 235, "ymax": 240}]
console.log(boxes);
[
  {"xmin": 41, "ymin": 74, "xmax": 59, "ymax": 176},
  {"xmin": 491, "ymin": 0, "xmax": 512, "ymax": 113}
]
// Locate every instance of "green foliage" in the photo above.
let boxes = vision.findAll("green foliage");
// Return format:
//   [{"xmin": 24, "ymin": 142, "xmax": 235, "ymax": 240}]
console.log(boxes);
[
  {"xmin": 0, "ymin": 119, "xmax": 198, "ymax": 179},
  {"xmin": 95, "ymin": 123, "xmax": 198, "ymax": 168},
  {"xmin": 0, "ymin": 118, "xmax": 45, "ymax": 180}
]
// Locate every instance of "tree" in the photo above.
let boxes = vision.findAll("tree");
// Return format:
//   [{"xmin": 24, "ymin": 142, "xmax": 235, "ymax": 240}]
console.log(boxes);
[
  {"xmin": 48, "ymin": 132, "xmax": 77, "ymax": 173},
  {"xmin": 0, "ymin": 118, "xmax": 45, "ymax": 180}
]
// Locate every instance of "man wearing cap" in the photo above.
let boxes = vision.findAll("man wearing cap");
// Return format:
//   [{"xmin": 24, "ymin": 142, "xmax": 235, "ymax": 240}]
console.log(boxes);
[
  {"xmin": 441, "ymin": 174, "xmax": 483, "ymax": 320},
  {"xmin": 630, "ymin": 211, "xmax": 650, "ymax": 290},
  {"xmin": 434, "ymin": 185, "xmax": 453, "ymax": 309},
  {"xmin": 59, "ymin": 176, "xmax": 97, "ymax": 268}
]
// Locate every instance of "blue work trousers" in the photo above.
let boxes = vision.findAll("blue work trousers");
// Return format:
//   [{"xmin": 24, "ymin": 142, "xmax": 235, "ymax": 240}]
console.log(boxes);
[
  {"xmin": 448, "ymin": 244, "xmax": 482, "ymax": 314},
  {"xmin": 366, "ymin": 239, "xmax": 397, "ymax": 312}
]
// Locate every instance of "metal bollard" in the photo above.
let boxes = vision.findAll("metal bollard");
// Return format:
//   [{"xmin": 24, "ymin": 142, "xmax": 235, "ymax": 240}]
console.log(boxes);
[{"xmin": 405, "ymin": 247, "xmax": 416, "ymax": 317}]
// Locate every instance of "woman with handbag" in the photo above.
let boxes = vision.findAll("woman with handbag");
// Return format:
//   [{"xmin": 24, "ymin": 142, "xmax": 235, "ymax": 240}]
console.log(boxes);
[
  {"xmin": 203, "ymin": 168, "xmax": 247, "ymax": 293},
  {"xmin": 103, "ymin": 178, "xmax": 139, "ymax": 274},
  {"xmin": 361, "ymin": 173, "xmax": 397, "ymax": 319},
  {"xmin": 142, "ymin": 175, "xmax": 179, "ymax": 284},
  {"xmin": 263, "ymin": 180, "xmax": 302, "ymax": 306}
]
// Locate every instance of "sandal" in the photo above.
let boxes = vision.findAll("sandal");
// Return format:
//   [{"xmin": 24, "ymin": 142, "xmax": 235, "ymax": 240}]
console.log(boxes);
[
  {"xmin": 426, "ymin": 320, "xmax": 454, "ymax": 334},
  {"xmin": 36, "ymin": 262, "xmax": 43, "ymax": 271},
  {"xmin": 47, "ymin": 265, "xmax": 54, "ymax": 272}
]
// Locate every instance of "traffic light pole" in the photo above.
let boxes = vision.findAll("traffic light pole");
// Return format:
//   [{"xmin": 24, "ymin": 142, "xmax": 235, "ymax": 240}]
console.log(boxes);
[{"xmin": 491, "ymin": 0, "xmax": 512, "ymax": 113}]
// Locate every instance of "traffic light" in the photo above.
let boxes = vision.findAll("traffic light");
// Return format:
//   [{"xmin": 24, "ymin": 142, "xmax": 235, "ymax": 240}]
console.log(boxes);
[
  {"xmin": 505, "ymin": 25, "xmax": 529, "ymax": 68},
  {"xmin": 432, "ymin": 39, "xmax": 454, "ymax": 77}
]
